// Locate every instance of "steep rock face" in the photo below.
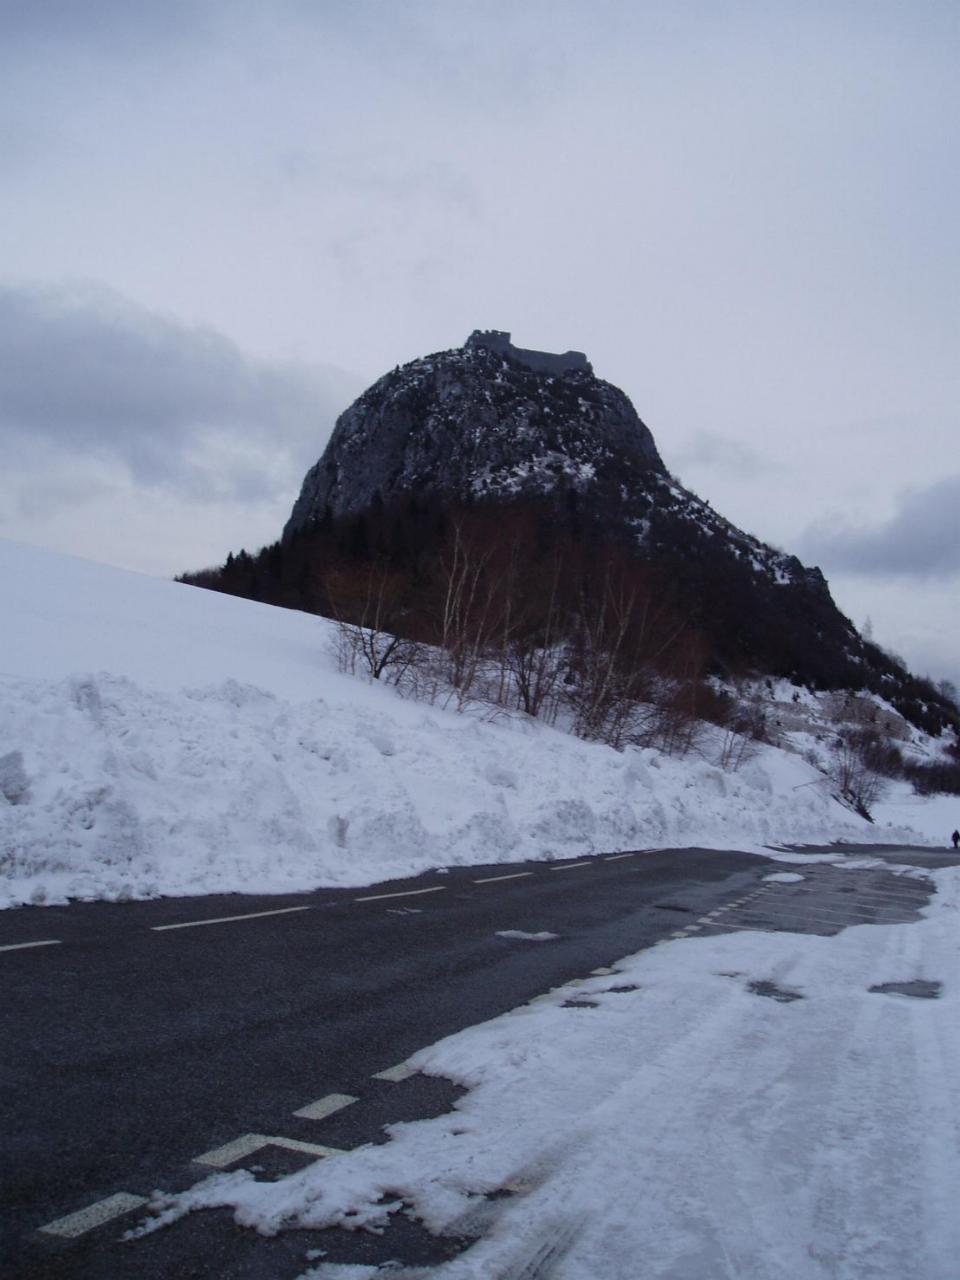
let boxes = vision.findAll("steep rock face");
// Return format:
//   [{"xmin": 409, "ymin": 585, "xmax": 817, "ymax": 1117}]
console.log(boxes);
[
  {"xmin": 284, "ymin": 328, "xmax": 831, "ymax": 602},
  {"xmin": 284, "ymin": 330, "xmax": 665, "ymax": 537}
]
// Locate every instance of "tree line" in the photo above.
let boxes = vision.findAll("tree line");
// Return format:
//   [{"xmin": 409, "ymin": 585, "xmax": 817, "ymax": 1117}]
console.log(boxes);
[{"xmin": 178, "ymin": 492, "xmax": 959, "ymax": 750}]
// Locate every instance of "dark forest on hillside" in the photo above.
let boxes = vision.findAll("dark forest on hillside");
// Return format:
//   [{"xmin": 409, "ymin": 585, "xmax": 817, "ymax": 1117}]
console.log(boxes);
[{"xmin": 179, "ymin": 495, "xmax": 957, "ymax": 743}]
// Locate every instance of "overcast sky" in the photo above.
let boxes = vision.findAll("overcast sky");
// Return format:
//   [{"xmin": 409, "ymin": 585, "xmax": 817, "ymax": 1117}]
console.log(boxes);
[{"xmin": 1, "ymin": 0, "xmax": 957, "ymax": 686}]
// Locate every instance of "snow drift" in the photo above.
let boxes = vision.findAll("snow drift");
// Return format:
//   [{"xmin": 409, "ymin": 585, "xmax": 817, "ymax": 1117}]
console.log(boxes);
[{"xmin": 0, "ymin": 539, "xmax": 931, "ymax": 909}]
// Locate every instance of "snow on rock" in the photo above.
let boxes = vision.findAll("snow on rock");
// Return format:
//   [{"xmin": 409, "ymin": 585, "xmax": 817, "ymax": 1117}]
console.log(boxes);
[{"xmin": 0, "ymin": 539, "xmax": 931, "ymax": 909}]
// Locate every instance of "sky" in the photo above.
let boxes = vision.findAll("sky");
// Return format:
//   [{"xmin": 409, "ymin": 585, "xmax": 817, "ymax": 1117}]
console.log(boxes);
[{"xmin": 1, "ymin": 0, "xmax": 957, "ymax": 687}]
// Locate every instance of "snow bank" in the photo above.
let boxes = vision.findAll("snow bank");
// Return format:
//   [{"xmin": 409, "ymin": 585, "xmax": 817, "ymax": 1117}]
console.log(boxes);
[{"xmin": 0, "ymin": 539, "xmax": 931, "ymax": 908}]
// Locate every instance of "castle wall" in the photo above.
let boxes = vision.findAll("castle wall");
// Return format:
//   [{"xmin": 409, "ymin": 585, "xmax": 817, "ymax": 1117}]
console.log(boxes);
[{"xmin": 466, "ymin": 330, "xmax": 591, "ymax": 375}]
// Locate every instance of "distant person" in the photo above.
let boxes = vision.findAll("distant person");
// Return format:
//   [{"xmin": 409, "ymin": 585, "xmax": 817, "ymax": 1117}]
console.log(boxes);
[{"xmin": 952, "ymin": 830, "xmax": 960, "ymax": 850}]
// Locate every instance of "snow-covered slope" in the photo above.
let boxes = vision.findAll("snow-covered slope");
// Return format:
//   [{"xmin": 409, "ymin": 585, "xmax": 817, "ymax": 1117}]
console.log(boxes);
[{"xmin": 0, "ymin": 539, "xmax": 933, "ymax": 909}]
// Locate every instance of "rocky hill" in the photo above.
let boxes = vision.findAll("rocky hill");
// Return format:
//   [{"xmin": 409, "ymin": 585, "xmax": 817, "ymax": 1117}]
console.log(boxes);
[
  {"xmin": 284, "ymin": 329, "xmax": 665, "ymax": 535},
  {"xmin": 284, "ymin": 331, "xmax": 825, "ymax": 601},
  {"xmin": 183, "ymin": 331, "xmax": 957, "ymax": 738}
]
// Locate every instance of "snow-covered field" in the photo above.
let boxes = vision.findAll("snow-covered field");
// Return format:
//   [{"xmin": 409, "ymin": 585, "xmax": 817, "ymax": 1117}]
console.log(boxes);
[
  {"xmin": 0, "ymin": 539, "xmax": 947, "ymax": 910},
  {"xmin": 140, "ymin": 859, "xmax": 960, "ymax": 1280}
]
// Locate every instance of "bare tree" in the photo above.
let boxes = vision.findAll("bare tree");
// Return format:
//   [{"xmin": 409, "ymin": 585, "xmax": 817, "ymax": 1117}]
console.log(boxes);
[
  {"xmin": 829, "ymin": 731, "xmax": 888, "ymax": 819},
  {"xmin": 325, "ymin": 562, "xmax": 416, "ymax": 683},
  {"xmin": 432, "ymin": 518, "xmax": 512, "ymax": 708},
  {"xmin": 502, "ymin": 545, "xmax": 568, "ymax": 721},
  {"xmin": 564, "ymin": 553, "xmax": 698, "ymax": 751}
]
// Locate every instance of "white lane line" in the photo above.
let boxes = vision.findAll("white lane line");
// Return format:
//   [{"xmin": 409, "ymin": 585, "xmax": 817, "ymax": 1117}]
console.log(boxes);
[
  {"xmin": 294, "ymin": 1093, "xmax": 358, "ymax": 1121},
  {"xmin": 152, "ymin": 906, "xmax": 311, "ymax": 932},
  {"xmin": 473, "ymin": 872, "xmax": 534, "ymax": 884},
  {"xmin": 355, "ymin": 886, "xmax": 446, "ymax": 903},
  {"xmin": 372, "ymin": 1061, "xmax": 418, "ymax": 1082},
  {"xmin": 39, "ymin": 1193, "xmax": 148, "ymax": 1239},
  {"xmin": 549, "ymin": 861, "xmax": 591, "ymax": 872},
  {"xmin": 592, "ymin": 966, "xmax": 617, "ymax": 975},
  {"xmin": 194, "ymin": 1133, "xmax": 343, "ymax": 1168},
  {"xmin": 604, "ymin": 853, "xmax": 635, "ymax": 861},
  {"xmin": 0, "ymin": 938, "xmax": 61, "ymax": 953}
]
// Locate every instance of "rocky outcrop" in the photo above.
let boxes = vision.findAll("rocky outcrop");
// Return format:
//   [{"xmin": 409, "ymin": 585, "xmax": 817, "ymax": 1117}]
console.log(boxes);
[
  {"xmin": 283, "ymin": 332, "xmax": 665, "ymax": 537},
  {"xmin": 283, "ymin": 327, "xmax": 833, "ymax": 602}
]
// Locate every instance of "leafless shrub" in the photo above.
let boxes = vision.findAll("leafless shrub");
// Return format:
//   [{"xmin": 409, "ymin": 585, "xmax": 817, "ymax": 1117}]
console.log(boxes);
[
  {"xmin": 326, "ymin": 562, "xmax": 415, "ymax": 683},
  {"xmin": 829, "ymin": 731, "xmax": 888, "ymax": 819},
  {"xmin": 717, "ymin": 725, "xmax": 759, "ymax": 771}
]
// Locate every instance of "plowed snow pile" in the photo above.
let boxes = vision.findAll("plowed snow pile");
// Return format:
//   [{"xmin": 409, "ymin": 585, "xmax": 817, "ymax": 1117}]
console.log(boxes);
[{"xmin": 0, "ymin": 540, "xmax": 932, "ymax": 908}]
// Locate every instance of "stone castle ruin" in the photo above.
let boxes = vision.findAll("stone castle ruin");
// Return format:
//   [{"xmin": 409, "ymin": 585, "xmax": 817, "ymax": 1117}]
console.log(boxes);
[{"xmin": 465, "ymin": 329, "xmax": 592, "ymax": 376}]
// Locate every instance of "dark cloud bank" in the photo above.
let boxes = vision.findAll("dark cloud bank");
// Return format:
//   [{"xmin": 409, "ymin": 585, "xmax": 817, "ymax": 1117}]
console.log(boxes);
[
  {"xmin": 803, "ymin": 476, "xmax": 960, "ymax": 579},
  {"xmin": 0, "ymin": 282, "xmax": 357, "ymax": 501}
]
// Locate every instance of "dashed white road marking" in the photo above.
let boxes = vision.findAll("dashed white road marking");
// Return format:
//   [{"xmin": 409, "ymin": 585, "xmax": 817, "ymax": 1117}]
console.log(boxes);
[
  {"xmin": 193, "ymin": 1133, "xmax": 342, "ymax": 1168},
  {"xmin": 355, "ymin": 886, "xmax": 446, "ymax": 903},
  {"xmin": 152, "ymin": 906, "xmax": 311, "ymax": 932},
  {"xmin": 372, "ymin": 1061, "xmax": 418, "ymax": 1082},
  {"xmin": 0, "ymin": 938, "xmax": 61, "ymax": 953},
  {"xmin": 603, "ymin": 853, "xmax": 635, "ymax": 861},
  {"xmin": 473, "ymin": 871, "xmax": 534, "ymax": 884},
  {"xmin": 549, "ymin": 861, "xmax": 591, "ymax": 872},
  {"xmin": 294, "ymin": 1093, "xmax": 358, "ymax": 1121},
  {"xmin": 591, "ymin": 966, "xmax": 617, "ymax": 975},
  {"xmin": 39, "ymin": 1193, "xmax": 148, "ymax": 1239}
]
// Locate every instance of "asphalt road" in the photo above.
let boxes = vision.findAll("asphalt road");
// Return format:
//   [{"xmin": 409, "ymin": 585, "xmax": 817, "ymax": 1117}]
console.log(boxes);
[{"xmin": 1, "ymin": 842, "xmax": 952, "ymax": 1278}]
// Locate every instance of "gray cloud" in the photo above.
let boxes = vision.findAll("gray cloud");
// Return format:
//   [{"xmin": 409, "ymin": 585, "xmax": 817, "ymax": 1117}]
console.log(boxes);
[
  {"xmin": 802, "ymin": 475, "xmax": 960, "ymax": 578},
  {"xmin": 0, "ymin": 0, "xmax": 214, "ymax": 59},
  {"xmin": 0, "ymin": 281, "xmax": 359, "ymax": 501}
]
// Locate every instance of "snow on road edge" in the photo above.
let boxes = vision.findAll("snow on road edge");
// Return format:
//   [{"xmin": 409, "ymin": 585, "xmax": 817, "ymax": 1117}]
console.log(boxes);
[{"xmin": 138, "ymin": 864, "xmax": 960, "ymax": 1279}]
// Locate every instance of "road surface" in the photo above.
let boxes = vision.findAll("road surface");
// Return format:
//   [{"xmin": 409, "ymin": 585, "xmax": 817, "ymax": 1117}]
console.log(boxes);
[{"xmin": 1, "ymin": 842, "xmax": 950, "ymax": 1278}]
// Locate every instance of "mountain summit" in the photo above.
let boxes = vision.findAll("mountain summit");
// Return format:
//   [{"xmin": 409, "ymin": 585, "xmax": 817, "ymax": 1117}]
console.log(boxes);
[{"xmin": 284, "ymin": 330, "xmax": 665, "ymax": 537}]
